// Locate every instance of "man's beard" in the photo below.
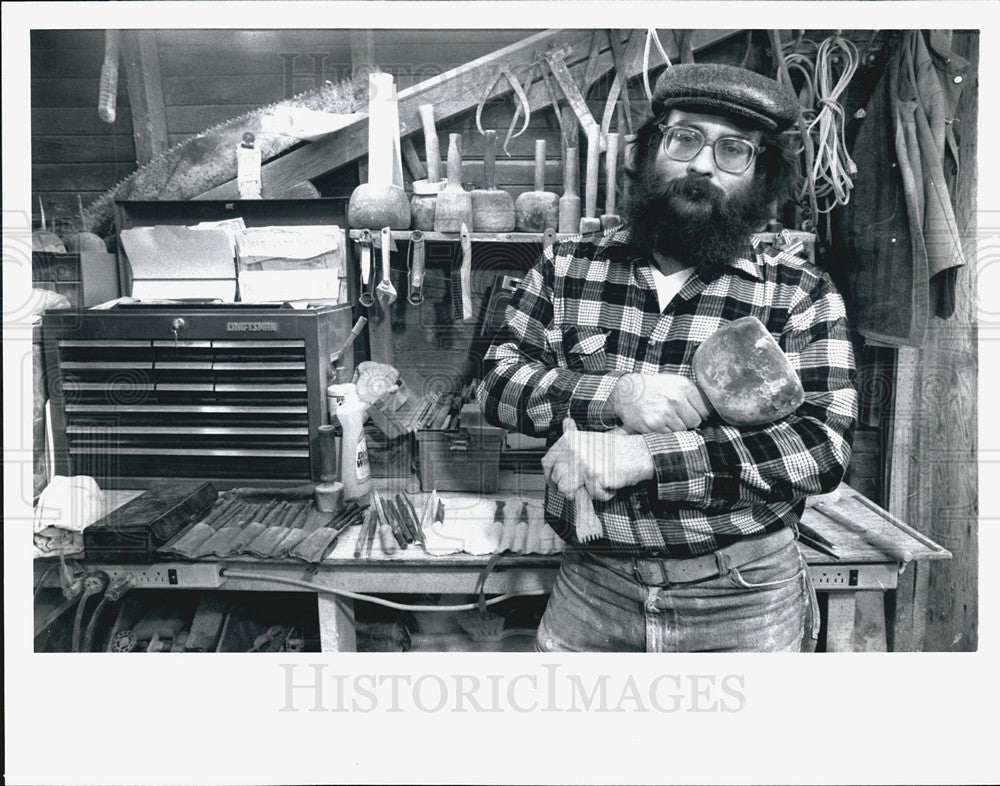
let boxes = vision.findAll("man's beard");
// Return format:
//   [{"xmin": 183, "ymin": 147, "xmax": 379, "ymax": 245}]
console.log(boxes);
[{"xmin": 624, "ymin": 169, "xmax": 775, "ymax": 281}]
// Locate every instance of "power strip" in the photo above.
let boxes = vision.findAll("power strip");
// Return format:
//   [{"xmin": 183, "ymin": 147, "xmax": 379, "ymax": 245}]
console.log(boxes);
[
  {"xmin": 99, "ymin": 563, "xmax": 225, "ymax": 589},
  {"xmin": 809, "ymin": 564, "xmax": 898, "ymax": 590}
]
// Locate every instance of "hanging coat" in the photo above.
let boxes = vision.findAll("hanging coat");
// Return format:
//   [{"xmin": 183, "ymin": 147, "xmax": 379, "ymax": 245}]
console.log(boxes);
[{"xmin": 837, "ymin": 31, "xmax": 968, "ymax": 347}]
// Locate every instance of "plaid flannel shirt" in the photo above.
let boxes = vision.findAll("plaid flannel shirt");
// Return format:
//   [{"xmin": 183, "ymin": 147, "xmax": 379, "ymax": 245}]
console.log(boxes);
[{"xmin": 477, "ymin": 225, "xmax": 858, "ymax": 557}]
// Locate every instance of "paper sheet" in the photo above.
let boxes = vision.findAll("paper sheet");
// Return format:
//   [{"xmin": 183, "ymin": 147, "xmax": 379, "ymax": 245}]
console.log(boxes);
[
  {"xmin": 130, "ymin": 279, "xmax": 236, "ymax": 301},
  {"xmin": 236, "ymin": 225, "xmax": 346, "ymax": 303}
]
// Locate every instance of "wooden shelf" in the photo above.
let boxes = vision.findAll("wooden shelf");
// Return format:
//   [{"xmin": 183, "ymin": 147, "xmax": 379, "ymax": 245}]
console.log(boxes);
[
  {"xmin": 349, "ymin": 229, "xmax": 568, "ymax": 244},
  {"xmin": 348, "ymin": 228, "xmax": 816, "ymax": 252}
]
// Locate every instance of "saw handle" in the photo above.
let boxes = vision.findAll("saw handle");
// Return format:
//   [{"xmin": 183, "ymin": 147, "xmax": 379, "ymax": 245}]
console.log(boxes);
[{"xmin": 98, "ymin": 29, "xmax": 120, "ymax": 124}]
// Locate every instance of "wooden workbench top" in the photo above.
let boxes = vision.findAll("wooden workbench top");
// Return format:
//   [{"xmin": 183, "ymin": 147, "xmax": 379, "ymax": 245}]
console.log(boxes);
[{"xmin": 86, "ymin": 481, "xmax": 952, "ymax": 567}]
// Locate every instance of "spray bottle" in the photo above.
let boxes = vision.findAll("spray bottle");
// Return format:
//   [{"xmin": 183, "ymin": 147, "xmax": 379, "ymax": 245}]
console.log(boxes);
[
  {"xmin": 328, "ymin": 366, "xmax": 372, "ymax": 506},
  {"xmin": 326, "ymin": 315, "xmax": 371, "ymax": 505}
]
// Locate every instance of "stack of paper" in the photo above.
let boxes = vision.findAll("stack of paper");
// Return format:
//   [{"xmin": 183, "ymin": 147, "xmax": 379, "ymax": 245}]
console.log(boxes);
[{"xmin": 235, "ymin": 225, "xmax": 346, "ymax": 303}]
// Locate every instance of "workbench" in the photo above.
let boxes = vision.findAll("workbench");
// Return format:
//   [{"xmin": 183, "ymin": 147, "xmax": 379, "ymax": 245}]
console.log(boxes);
[{"xmin": 33, "ymin": 482, "xmax": 949, "ymax": 652}]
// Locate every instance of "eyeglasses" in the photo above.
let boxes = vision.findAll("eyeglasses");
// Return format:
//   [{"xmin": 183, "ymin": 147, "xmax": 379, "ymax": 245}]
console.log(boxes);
[{"xmin": 657, "ymin": 124, "xmax": 763, "ymax": 174}]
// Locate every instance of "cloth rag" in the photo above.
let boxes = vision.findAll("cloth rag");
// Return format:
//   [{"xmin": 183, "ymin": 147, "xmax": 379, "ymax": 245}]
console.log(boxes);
[{"xmin": 33, "ymin": 475, "xmax": 104, "ymax": 534}]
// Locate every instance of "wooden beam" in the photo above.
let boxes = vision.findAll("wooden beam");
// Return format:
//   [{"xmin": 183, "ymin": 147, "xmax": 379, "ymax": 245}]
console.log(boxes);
[
  {"xmin": 317, "ymin": 594, "xmax": 357, "ymax": 652},
  {"xmin": 121, "ymin": 30, "xmax": 168, "ymax": 166},
  {"xmin": 920, "ymin": 30, "xmax": 979, "ymax": 652},
  {"xmin": 887, "ymin": 31, "xmax": 979, "ymax": 652},
  {"xmin": 195, "ymin": 29, "xmax": 739, "ymax": 201},
  {"xmin": 852, "ymin": 591, "xmax": 888, "ymax": 652},
  {"xmin": 825, "ymin": 595, "xmax": 857, "ymax": 652},
  {"xmin": 349, "ymin": 29, "xmax": 375, "ymax": 79}
]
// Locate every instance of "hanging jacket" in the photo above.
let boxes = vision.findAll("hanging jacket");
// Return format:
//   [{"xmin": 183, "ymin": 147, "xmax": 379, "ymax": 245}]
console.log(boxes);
[
  {"xmin": 837, "ymin": 31, "xmax": 968, "ymax": 347},
  {"xmin": 897, "ymin": 30, "xmax": 968, "ymax": 317}
]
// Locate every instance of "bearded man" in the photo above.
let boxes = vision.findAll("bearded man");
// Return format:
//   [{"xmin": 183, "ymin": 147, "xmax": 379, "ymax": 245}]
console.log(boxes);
[{"xmin": 477, "ymin": 63, "xmax": 858, "ymax": 652}]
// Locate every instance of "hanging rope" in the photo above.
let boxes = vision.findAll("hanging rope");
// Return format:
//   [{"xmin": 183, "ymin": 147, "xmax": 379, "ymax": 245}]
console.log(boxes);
[
  {"xmin": 773, "ymin": 31, "xmax": 861, "ymax": 239},
  {"xmin": 643, "ymin": 28, "xmax": 672, "ymax": 106},
  {"xmin": 806, "ymin": 35, "xmax": 859, "ymax": 212},
  {"xmin": 770, "ymin": 30, "xmax": 819, "ymax": 235}
]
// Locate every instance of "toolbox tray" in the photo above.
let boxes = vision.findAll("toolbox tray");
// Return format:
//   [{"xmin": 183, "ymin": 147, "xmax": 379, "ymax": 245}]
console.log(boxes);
[{"xmin": 415, "ymin": 405, "xmax": 504, "ymax": 493}]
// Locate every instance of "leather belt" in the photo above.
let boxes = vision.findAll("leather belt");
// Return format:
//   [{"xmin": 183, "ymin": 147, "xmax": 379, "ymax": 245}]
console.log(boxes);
[{"xmin": 586, "ymin": 528, "xmax": 794, "ymax": 587}]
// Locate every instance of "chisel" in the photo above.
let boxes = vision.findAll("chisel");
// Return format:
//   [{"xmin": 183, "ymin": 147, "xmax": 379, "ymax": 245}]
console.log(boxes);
[
  {"xmin": 384, "ymin": 496, "xmax": 415, "ymax": 544},
  {"xmin": 354, "ymin": 508, "xmax": 376, "ymax": 559},
  {"xmin": 459, "ymin": 223, "xmax": 474, "ymax": 321},
  {"xmin": 370, "ymin": 491, "xmax": 403, "ymax": 552},
  {"xmin": 396, "ymin": 493, "xmax": 425, "ymax": 546}
]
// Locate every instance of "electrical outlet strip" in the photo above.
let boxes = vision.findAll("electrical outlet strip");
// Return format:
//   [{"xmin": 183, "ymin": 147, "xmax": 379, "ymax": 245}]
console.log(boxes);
[
  {"xmin": 98, "ymin": 563, "xmax": 225, "ymax": 589},
  {"xmin": 809, "ymin": 563, "xmax": 898, "ymax": 590}
]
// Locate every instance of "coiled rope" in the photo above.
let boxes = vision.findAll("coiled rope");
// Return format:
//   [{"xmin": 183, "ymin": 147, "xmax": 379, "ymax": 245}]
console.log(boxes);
[{"xmin": 806, "ymin": 35, "xmax": 860, "ymax": 211}]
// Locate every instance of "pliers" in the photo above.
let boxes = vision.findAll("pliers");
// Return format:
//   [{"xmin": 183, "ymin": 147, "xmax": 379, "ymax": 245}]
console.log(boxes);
[{"xmin": 476, "ymin": 64, "xmax": 531, "ymax": 154}]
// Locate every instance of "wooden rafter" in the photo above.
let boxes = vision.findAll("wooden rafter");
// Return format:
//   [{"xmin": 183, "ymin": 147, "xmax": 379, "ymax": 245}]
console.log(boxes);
[
  {"xmin": 195, "ymin": 28, "xmax": 739, "ymax": 201},
  {"xmin": 121, "ymin": 30, "xmax": 168, "ymax": 166}
]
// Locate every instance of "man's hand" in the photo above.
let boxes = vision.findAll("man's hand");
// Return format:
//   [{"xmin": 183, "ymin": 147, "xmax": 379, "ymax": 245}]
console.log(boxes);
[
  {"xmin": 541, "ymin": 428, "xmax": 655, "ymax": 501},
  {"xmin": 609, "ymin": 372, "xmax": 712, "ymax": 432}
]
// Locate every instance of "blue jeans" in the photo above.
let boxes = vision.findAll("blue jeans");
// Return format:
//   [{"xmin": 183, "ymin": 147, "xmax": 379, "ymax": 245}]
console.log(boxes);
[{"xmin": 536, "ymin": 534, "xmax": 820, "ymax": 652}]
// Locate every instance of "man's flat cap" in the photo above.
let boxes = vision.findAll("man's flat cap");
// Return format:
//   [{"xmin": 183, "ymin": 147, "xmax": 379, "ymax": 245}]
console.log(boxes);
[{"xmin": 652, "ymin": 63, "xmax": 800, "ymax": 133}]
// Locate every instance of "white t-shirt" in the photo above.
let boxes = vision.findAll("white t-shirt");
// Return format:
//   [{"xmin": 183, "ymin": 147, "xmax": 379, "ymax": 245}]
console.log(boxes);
[{"xmin": 650, "ymin": 265, "xmax": 695, "ymax": 311}]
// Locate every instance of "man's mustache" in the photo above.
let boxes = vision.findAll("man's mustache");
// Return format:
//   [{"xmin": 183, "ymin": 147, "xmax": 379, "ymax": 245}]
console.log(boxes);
[{"xmin": 652, "ymin": 175, "xmax": 726, "ymax": 208}]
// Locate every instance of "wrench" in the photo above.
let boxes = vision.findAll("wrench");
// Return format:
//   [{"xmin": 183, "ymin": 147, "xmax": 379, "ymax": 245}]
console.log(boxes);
[
  {"xmin": 376, "ymin": 226, "xmax": 397, "ymax": 305},
  {"xmin": 408, "ymin": 230, "xmax": 425, "ymax": 305},
  {"xmin": 358, "ymin": 229, "xmax": 375, "ymax": 308}
]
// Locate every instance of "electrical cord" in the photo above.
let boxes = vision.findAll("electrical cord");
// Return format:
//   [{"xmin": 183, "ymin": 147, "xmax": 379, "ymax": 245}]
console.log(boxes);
[
  {"xmin": 80, "ymin": 597, "xmax": 110, "ymax": 653},
  {"xmin": 34, "ymin": 564, "xmax": 58, "ymax": 602},
  {"xmin": 773, "ymin": 31, "xmax": 860, "ymax": 239},
  {"xmin": 220, "ymin": 568, "xmax": 549, "ymax": 612},
  {"xmin": 81, "ymin": 575, "xmax": 133, "ymax": 653},
  {"xmin": 70, "ymin": 574, "xmax": 107, "ymax": 653},
  {"xmin": 779, "ymin": 35, "xmax": 859, "ymax": 211}
]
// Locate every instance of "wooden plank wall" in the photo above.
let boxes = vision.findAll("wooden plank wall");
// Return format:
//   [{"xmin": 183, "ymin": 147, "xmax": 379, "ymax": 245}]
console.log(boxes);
[
  {"xmin": 31, "ymin": 29, "xmax": 136, "ymax": 231},
  {"xmin": 888, "ymin": 31, "xmax": 978, "ymax": 652}
]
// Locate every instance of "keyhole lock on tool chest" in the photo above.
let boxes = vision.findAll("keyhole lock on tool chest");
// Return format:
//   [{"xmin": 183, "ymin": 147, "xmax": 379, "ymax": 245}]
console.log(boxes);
[{"xmin": 170, "ymin": 318, "xmax": 187, "ymax": 346}]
